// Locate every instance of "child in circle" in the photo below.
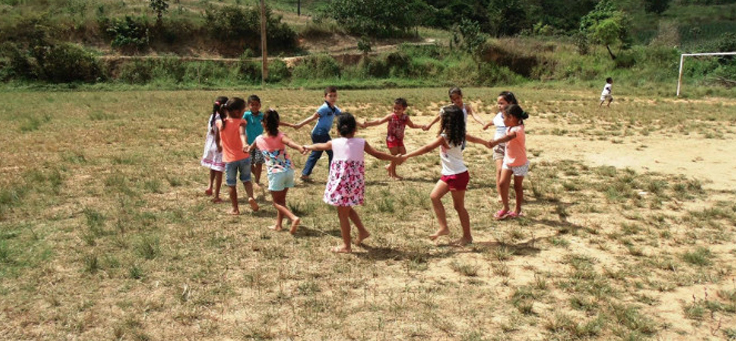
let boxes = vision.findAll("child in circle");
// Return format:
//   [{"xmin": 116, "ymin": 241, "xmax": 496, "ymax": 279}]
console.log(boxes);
[
  {"xmin": 600, "ymin": 77, "xmax": 613, "ymax": 107},
  {"xmin": 488, "ymin": 104, "xmax": 529, "ymax": 220},
  {"xmin": 250, "ymin": 110, "xmax": 305, "ymax": 234},
  {"xmin": 361, "ymin": 98, "xmax": 422, "ymax": 180},
  {"xmin": 400, "ymin": 105, "xmax": 491, "ymax": 246},
  {"xmin": 294, "ymin": 86, "xmax": 342, "ymax": 181},
  {"xmin": 302, "ymin": 113, "xmax": 397, "ymax": 253},
  {"xmin": 215, "ymin": 97, "xmax": 259, "ymax": 215},
  {"xmin": 482, "ymin": 91, "xmax": 518, "ymax": 202},
  {"xmin": 422, "ymin": 87, "xmax": 486, "ymax": 131},
  {"xmin": 244, "ymin": 95, "xmax": 296, "ymax": 192},
  {"xmin": 201, "ymin": 96, "xmax": 227, "ymax": 203}
]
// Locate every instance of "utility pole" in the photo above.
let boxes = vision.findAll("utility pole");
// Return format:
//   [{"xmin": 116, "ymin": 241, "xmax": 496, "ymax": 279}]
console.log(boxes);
[
  {"xmin": 260, "ymin": 0, "xmax": 268, "ymax": 85},
  {"xmin": 297, "ymin": 0, "xmax": 301, "ymax": 16}
]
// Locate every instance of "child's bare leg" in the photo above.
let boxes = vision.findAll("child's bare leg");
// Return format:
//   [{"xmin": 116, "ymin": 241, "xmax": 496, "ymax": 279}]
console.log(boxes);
[
  {"xmin": 206, "ymin": 170, "xmax": 216, "ymax": 195},
  {"xmin": 272, "ymin": 189, "xmax": 300, "ymax": 234},
  {"xmin": 333, "ymin": 206, "xmax": 353, "ymax": 253},
  {"xmin": 450, "ymin": 190, "xmax": 472, "ymax": 245},
  {"xmin": 494, "ymin": 159, "xmax": 503, "ymax": 202},
  {"xmin": 228, "ymin": 185, "xmax": 239, "ymax": 215},
  {"xmin": 429, "ymin": 180, "xmax": 451, "ymax": 240},
  {"xmin": 499, "ymin": 169, "xmax": 513, "ymax": 212},
  {"xmin": 391, "ymin": 146, "xmax": 406, "ymax": 179},
  {"xmin": 243, "ymin": 181, "xmax": 259, "ymax": 211},
  {"xmin": 386, "ymin": 146, "xmax": 401, "ymax": 179},
  {"xmin": 348, "ymin": 207, "xmax": 369, "ymax": 245},
  {"xmin": 513, "ymin": 175, "xmax": 524, "ymax": 214},
  {"xmin": 252, "ymin": 164, "xmax": 263, "ymax": 188},
  {"xmin": 212, "ymin": 171, "xmax": 223, "ymax": 203}
]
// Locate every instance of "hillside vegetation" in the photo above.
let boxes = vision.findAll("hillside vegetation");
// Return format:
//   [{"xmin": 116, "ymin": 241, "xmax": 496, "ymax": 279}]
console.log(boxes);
[{"xmin": 0, "ymin": 0, "xmax": 734, "ymax": 94}]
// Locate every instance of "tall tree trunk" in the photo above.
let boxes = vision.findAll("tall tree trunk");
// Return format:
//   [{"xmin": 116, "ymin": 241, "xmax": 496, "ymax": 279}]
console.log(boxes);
[{"xmin": 606, "ymin": 44, "xmax": 617, "ymax": 60}]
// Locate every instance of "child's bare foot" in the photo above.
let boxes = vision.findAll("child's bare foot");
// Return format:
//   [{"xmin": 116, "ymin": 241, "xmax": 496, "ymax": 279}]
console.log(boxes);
[
  {"xmin": 331, "ymin": 246, "xmax": 351, "ymax": 253},
  {"xmin": 248, "ymin": 197, "xmax": 259, "ymax": 211},
  {"xmin": 212, "ymin": 197, "xmax": 223, "ymax": 203},
  {"xmin": 228, "ymin": 209, "xmax": 240, "ymax": 215},
  {"xmin": 450, "ymin": 238, "xmax": 473, "ymax": 246},
  {"xmin": 429, "ymin": 229, "xmax": 450, "ymax": 241},
  {"xmin": 268, "ymin": 225, "xmax": 283, "ymax": 231},
  {"xmin": 355, "ymin": 231, "xmax": 371, "ymax": 245},
  {"xmin": 204, "ymin": 188, "xmax": 213, "ymax": 196},
  {"xmin": 391, "ymin": 174, "xmax": 403, "ymax": 180},
  {"xmin": 289, "ymin": 217, "xmax": 301, "ymax": 235}
]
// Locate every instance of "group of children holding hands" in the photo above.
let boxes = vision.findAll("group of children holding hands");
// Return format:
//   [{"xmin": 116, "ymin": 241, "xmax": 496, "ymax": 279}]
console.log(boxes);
[{"xmin": 200, "ymin": 86, "xmax": 529, "ymax": 253}]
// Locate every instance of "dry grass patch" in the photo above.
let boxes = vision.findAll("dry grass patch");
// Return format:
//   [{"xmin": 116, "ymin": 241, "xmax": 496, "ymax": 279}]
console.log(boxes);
[{"xmin": 1, "ymin": 88, "xmax": 735, "ymax": 339}]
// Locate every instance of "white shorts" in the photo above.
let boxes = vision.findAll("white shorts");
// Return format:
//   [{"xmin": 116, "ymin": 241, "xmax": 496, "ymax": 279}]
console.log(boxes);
[
  {"xmin": 503, "ymin": 161, "xmax": 529, "ymax": 177},
  {"xmin": 600, "ymin": 94, "xmax": 613, "ymax": 102}
]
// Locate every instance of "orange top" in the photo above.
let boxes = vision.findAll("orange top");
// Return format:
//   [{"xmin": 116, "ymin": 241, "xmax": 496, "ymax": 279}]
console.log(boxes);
[
  {"xmin": 219, "ymin": 118, "xmax": 249, "ymax": 163},
  {"xmin": 504, "ymin": 125, "xmax": 527, "ymax": 167}
]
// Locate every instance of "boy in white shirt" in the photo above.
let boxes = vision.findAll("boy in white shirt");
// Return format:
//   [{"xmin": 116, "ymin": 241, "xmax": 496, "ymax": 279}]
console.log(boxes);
[{"xmin": 600, "ymin": 77, "xmax": 613, "ymax": 107}]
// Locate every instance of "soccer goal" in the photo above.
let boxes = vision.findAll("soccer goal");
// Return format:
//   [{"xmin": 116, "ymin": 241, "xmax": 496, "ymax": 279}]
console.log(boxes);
[{"xmin": 677, "ymin": 52, "xmax": 736, "ymax": 97}]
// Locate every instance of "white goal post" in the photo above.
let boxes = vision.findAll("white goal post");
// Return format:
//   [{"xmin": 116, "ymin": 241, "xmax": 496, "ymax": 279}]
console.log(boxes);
[{"xmin": 677, "ymin": 52, "xmax": 736, "ymax": 97}]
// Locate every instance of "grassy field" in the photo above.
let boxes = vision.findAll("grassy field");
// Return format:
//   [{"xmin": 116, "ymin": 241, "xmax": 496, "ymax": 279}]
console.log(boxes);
[{"xmin": 1, "ymin": 86, "xmax": 735, "ymax": 340}]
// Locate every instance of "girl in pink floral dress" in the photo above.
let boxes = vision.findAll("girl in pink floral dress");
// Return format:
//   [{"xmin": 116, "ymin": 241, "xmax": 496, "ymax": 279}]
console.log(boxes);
[{"xmin": 303, "ymin": 113, "xmax": 397, "ymax": 253}]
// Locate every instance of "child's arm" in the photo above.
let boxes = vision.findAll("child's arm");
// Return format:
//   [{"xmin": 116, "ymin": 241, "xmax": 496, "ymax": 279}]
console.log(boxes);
[
  {"xmin": 422, "ymin": 114, "xmax": 440, "ymax": 131},
  {"xmin": 466, "ymin": 134, "xmax": 490, "ymax": 147},
  {"xmin": 364, "ymin": 141, "xmax": 397, "ymax": 162},
  {"xmin": 279, "ymin": 121, "xmax": 296, "ymax": 128},
  {"xmin": 214, "ymin": 127, "xmax": 222, "ymax": 152},
  {"xmin": 482, "ymin": 121, "xmax": 494, "ymax": 130},
  {"xmin": 400, "ymin": 135, "xmax": 444, "ymax": 162},
  {"xmin": 281, "ymin": 134, "xmax": 306, "ymax": 154},
  {"xmin": 239, "ymin": 121, "xmax": 249, "ymax": 153},
  {"xmin": 302, "ymin": 140, "xmax": 332, "ymax": 154},
  {"xmin": 405, "ymin": 116, "xmax": 422, "ymax": 129},
  {"xmin": 294, "ymin": 112, "xmax": 320, "ymax": 129},
  {"xmin": 363, "ymin": 114, "xmax": 391, "ymax": 128},
  {"xmin": 466, "ymin": 103, "xmax": 487, "ymax": 127},
  {"xmin": 488, "ymin": 131, "xmax": 517, "ymax": 148}
]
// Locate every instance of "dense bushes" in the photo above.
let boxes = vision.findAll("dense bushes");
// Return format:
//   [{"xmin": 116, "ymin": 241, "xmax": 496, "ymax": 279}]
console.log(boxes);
[
  {"xmin": 0, "ymin": 41, "xmax": 103, "ymax": 83},
  {"xmin": 204, "ymin": 5, "xmax": 297, "ymax": 56}
]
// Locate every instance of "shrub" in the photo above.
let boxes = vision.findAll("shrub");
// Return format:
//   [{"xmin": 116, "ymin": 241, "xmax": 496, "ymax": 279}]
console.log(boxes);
[
  {"xmin": 37, "ymin": 43, "xmax": 103, "ymax": 83},
  {"xmin": 204, "ymin": 5, "xmax": 296, "ymax": 56},
  {"xmin": 266, "ymin": 59, "xmax": 290, "ymax": 83},
  {"xmin": 99, "ymin": 16, "xmax": 151, "ymax": 53},
  {"xmin": 292, "ymin": 54, "xmax": 340, "ymax": 80},
  {"xmin": 118, "ymin": 59, "xmax": 154, "ymax": 84}
]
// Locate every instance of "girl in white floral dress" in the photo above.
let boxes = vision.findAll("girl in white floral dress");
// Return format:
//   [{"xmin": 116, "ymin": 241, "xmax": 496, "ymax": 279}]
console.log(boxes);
[
  {"xmin": 303, "ymin": 113, "xmax": 397, "ymax": 253},
  {"xmin": 201, "ymin": 96, "xmax": 227, "ymax": 203}
]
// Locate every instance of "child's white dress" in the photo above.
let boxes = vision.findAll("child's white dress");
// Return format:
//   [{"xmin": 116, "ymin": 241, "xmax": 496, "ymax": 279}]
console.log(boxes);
[
  {"xmin": 323, "ymin": 138, "xmax": 365, "ymax": 206},
  {"xmin": 201, "ymin": 114, "xmax": 225, "ymax": 172}
]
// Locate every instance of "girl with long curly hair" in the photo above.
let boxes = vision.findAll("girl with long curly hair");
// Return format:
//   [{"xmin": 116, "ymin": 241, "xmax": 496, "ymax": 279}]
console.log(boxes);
[{"xmin": 400, "ymin": 105, "xmax": 491, "ymax": 246}]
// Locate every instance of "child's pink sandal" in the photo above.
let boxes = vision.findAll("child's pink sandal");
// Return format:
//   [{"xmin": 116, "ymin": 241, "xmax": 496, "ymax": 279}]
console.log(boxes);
[
  {"xmin": 507, "ymin": 211, "xmax": 523, "ymax": 219},
  {"xmin": 494, "ymin": 209, "xmax": 509, "ymax": 220}
]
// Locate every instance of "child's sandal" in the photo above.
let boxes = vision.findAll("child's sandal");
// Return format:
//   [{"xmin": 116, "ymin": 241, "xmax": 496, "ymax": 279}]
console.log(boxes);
[
  {"xmin": 507, "ymin": 212, "xmax": 523, "ymax": 219},
  {"xmin": 494, "ymin": 209, "xmax": 509, "ymax": 220}
]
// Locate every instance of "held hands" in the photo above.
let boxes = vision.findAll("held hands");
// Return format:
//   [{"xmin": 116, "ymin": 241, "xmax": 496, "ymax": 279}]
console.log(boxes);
[
  {"xmin": 421, "ymin": 124, "xmax": 430, "ymax": 131},
  {"xmin": 394, "ymin": 154, "xmax": 408, "ymax": 165},
  {"xmin": 486, "ymin": 139, "xmax": 496, "ymax": 149},
  {"xmin": 296, "ymin": 145, "xmax": 306, "ymax": 154},
  {"xmin": 242, "ymin": 144, "xmax": 250, "ymax": 153},
  {"xmin": 301, "ymin": 145, "xmax": 311, "ymax": 155}
]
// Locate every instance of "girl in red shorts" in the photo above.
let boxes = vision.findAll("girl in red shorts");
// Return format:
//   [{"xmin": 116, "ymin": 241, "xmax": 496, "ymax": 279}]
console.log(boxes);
[
  {"xmin": 362, "ymin": 98, "xmax": 422, "ymax": 179},
  {"xmin": 399, "ymin": 105, "xmax": 491, "ymax": 246}
]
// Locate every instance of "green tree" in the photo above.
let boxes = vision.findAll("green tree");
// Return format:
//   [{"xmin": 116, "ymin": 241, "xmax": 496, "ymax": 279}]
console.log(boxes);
[
  {"xmin": 150, "ymin": 0, "xmax": 169, "ymax": 27},
  {"xmin": 326, "ymin": 0, "xmax": 422, "ymax": 37},
  {"xmin": 579, "ymin": 0, "xmax": 631, "ymax": 60},
  {"xmin": 487, "ymin": 0, "xmax": 528, "ymax": 37}
]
